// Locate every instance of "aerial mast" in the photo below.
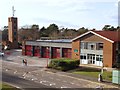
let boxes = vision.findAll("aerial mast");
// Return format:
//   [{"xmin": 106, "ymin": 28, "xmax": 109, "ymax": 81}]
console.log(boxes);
[{"xmin": 12, "ymin": 6, "xmax": 15, "ymax": 17}]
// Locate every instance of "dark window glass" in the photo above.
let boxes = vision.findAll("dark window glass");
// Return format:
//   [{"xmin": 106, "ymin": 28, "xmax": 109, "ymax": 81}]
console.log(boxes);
[{"xmin": 80, "ymin": 55, "xmax": 83, "ymax": 59}]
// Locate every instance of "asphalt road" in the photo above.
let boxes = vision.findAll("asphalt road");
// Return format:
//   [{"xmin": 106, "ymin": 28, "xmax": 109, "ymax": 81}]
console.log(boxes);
[{"xmin": 2, "ymin": 72, "xmax": 59, "ymax": 90}]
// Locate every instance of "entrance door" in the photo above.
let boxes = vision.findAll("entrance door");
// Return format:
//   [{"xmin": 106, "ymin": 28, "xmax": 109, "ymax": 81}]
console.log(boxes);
[{"xmin": 88, "ymin": 54, "xmax": 95, "ymax": 64}]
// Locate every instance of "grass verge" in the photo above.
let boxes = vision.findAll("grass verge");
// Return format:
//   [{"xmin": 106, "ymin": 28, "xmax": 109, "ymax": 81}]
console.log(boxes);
[
  {"xmin": 71, "ymin": 67, "xmax": 112, "ymax": 81},
  {"xmin": 0, "ymin": 82, "xmax": 21, "ymax": 90}
]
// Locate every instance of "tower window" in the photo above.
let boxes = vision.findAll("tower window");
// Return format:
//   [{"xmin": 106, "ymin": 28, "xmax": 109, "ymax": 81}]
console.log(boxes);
[{"xmin": 14, "ymin": 32, "xmax": 16, "ymax": 35}]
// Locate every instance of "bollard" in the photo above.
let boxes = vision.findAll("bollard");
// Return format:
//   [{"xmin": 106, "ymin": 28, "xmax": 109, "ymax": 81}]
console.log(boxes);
[{"xmin": 98, "ymin": 73, "xmax": 103, "ymax": 82}]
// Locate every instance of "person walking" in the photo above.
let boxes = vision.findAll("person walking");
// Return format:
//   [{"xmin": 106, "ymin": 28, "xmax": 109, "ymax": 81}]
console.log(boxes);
[
  {"xmin": 24, "ymin": 59, "xmax": 27, "ymax": 66},
  {"xmin": 23, "ymin": 59, "xmax": 25, "ymax": 65}
]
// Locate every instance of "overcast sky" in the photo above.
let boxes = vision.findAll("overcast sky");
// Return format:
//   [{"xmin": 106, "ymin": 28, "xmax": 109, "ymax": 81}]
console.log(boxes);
[{"xmin": 0, "ymin": 0, "xmax": 118, "ymax": 30}]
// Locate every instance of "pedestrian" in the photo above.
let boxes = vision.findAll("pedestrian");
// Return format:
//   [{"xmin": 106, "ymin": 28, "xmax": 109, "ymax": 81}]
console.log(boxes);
[
  {"xmin": 24, "ymin": 59, "xmax": 27, "ymax": 66},
  {"xmin": 23, "ymin": 59, "xmax": 25, "ymax": 65}
]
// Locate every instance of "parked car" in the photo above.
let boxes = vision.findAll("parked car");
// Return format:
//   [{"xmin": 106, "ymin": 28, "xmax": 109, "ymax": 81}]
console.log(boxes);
[{"xmin": 0, "ymin": 52, "xmax": 4, "ymax": 56}]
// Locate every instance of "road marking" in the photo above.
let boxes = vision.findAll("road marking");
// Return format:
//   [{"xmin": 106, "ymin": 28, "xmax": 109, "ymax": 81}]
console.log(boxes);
[
  {"xmin": 50, "ymin": 83, "xmax": 56, "ymax": 86},
  {"xmin": 70, "ymin": 82, "xmax": 74, "ymax": 85},
  {"xmin": 61, "ymin": 86, "xmax": 69, "ymax": 88},
  {"xmin": 16, "ymin": 86, "xmax": 20, "ymax": 88},
  {"xmin": 5, "ymin": 69, "xmax": 8, "ymax": 71},
  {"xmin": 40, "ymin": 81, "xmax": 42, "ymax": 83},
  {"xmin": 14, "ymin": 71, "xmax": 17, "ymax": 74},
  {"xmin": 22, "ymin": 73, "xmax": 26, "ymax": 76}
]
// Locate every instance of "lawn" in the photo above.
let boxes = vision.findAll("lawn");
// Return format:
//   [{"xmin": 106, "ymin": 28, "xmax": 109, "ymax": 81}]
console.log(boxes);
[
  {"xmin": 0, "ymin": 82, "xmax": 21, "ymax": 90},
  {"xmin": 72, "ymin": 67, "xmax": 112, "ymax": 81}
]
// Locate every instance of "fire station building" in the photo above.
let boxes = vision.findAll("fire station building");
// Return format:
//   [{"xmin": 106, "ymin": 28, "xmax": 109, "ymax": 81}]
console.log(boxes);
[{"xmin": 22, "ymin": 30, "xmax": 120, "ymax": 68}]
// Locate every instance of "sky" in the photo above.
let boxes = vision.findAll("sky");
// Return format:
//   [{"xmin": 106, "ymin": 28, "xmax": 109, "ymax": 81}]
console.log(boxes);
[{"xmin": 0, "ymin": 0, "xmax": 119, "ymax": 30}]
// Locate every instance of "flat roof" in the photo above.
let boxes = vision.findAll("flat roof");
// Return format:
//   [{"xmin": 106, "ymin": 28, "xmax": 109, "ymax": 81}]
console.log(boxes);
[{"xmin": 36, "ymin": 39, "xmax": 72, "ymax": 43}]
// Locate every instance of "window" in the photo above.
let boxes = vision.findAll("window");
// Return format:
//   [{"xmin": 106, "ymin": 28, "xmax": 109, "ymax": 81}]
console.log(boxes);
[
  {"xmin": 96, "ymin": 55, "xmax": 103, "ymax": 61},
  {"xmin": 80, "ymin": 54, "xmax": 86, "ymax": 59},
  {"xmin": 84, "ymin": 42, "xmax": 88, "ymax": 49},
  {"xmin": 14, "ymin": 32, "xmax": 16, "ymax": 35},
  {"xmin": 88, "ymin": 43, "xmax": 95, "ymax": 50},
  {"xmin": 100, "ymin": 55, "xmax": 103, "ymax": 61},
  {"xmin": 91, "ymin": 45, "xmax": 94, "ymax": 50},
  {"xmin": 80, "ymin": 42, "xmax": 84, "ymax": 49},
  {"xmin": 98, "ymin": 43, "xmax": 103, "ymax": 50},
  {"xmin": 81, "ymin": 42, "xmax": 88, "ymax": 49},
  {"xmin": 80, "ymin": 55, "xmax": 84, "ymax": 59},
  {"xmin": 96, "ymin": 43, "xmax": 103, "ymax": 50}
]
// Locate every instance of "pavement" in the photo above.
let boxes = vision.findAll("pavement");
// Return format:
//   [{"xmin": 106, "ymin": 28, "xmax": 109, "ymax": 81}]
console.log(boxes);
[{"xmin": 1, "ymin": 49, "xmax": 120, "ymax": 89}]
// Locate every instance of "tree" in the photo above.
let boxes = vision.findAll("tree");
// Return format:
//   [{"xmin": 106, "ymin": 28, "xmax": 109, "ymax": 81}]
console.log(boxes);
[
  {"xmin": 2, "ymin": 26, "xmax": 8, "ymax": 41},
  {"xmin": 39, "ymin": 26, "xmax": 48, "ymax": 37},
  {"xmin": 46, "ymin": 24, "xmax": 59, "ymax": 37},
  {"xmin": 77, "ymin": 27, "xmax": 88, "ymax": 35},
  {"xmin": 102, "ymin": 25, "xmax": 116, "ymax": 31},
  {"xmin": 18, "ymin": 24, "xmax": 40, "ymax": 42}
]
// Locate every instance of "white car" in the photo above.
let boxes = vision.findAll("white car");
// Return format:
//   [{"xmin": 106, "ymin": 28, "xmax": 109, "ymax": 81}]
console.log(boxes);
[{"xmin": 0, "ymin": 52, "xmax": 4, "ymax": 56}]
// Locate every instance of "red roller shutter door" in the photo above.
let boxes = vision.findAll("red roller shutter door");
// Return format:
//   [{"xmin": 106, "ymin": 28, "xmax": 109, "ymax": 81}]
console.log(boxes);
[
  {"xmin": 63, "ymin": 48, "xmax": 72, "ymax": 58},
  {"xmin": 67, "ymin": 48, "xmax": 72, "ymax": 58},
  {"xmin": 42, "ymin": 47, "xmax": 49, "ymax": 58},
  {"xmin": 63, "ymin": 48, "xmax": 67, "ymax": 58},
  {"xmin": 52, "ymin": 47, "xmax": 60, "ymax": 58},
  {"xmin": 34, "ymin": 46, "xmax": 40, "ymax": 57},
  {"xmin": 25, "ymin": 45, "xmax": 32, "ymax": 56}
]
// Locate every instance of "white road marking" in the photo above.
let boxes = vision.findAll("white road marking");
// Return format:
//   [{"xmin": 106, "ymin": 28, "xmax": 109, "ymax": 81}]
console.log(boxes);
[
  {"xmin": 5, "ymin": 69, "xmax": 8, "ymax": 71},
  {"xmin": 22, "ymin": 73, "xmax": 26, "ymax": 76},
  {"xmin": 40, "ymin": 81, "xmax": 42, "ymax": 83},
  {"xmin": 16, "ymin": 86, "xmax": 20, "ymax": 88},
  {"xmin": 61, "ymin": 86, "xmax": 69, "ymax": 88},
  {"xmin": 14, "ymin": 71, "xmax": 17, "ymax": 74},
  {"xmin": 70, "ymin": 82, "xmax": 74, "ymax": 85},
  {"xmin": 50, "ymin": 83, "xmax": 56, "ymax": 86}
]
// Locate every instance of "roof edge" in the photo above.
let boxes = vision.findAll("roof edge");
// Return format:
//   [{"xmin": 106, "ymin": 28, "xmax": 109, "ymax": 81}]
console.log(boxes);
[{"xmin": 72, "ymin": 31, "xmax": 114, "ymax": 43}]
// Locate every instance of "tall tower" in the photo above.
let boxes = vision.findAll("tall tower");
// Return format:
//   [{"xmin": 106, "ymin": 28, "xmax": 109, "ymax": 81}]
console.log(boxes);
[{"xmin": 8, "ymin": 6, "xmax": 18, "ymax": 49}]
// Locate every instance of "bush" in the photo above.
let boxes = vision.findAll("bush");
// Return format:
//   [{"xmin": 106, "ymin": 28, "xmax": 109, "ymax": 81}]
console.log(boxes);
[{"xmin": 48, "ymin": 58, "xmax": 80, "ymax": 71}]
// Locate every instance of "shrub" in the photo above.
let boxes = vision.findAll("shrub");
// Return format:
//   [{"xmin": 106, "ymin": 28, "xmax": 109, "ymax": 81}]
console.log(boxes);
[{"xmin": 48, "ymin": 58, "xmax": 80, "ymax": 71}]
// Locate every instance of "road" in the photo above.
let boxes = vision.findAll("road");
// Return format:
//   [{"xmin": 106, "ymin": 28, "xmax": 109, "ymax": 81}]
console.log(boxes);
[{"xmin": 2, "ymin": 72, "xmax": 59, "ymax": 90}]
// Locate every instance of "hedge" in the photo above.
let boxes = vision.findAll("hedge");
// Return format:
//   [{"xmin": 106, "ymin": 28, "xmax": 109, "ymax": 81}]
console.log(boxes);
[{"xmin": 48, "ymin": 58, "xmax": 80, "ymax": 71}]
